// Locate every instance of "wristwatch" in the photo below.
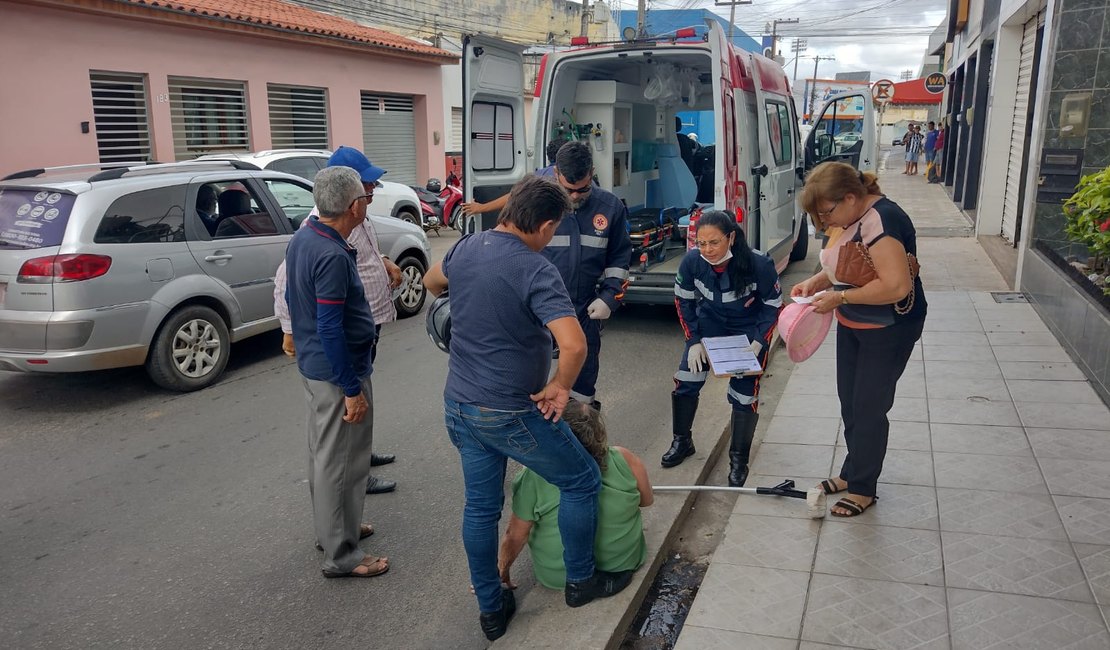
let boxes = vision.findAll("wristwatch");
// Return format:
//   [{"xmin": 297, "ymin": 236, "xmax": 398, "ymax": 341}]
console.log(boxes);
[{"xmin": 840, "ymin": 290, "xmax": 850, "ymax": 305}]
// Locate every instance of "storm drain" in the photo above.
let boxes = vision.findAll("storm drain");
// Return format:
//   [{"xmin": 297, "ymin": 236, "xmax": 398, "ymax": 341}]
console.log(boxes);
[
  {"xmin": 620, "ymin": 554, "xmax": 708, "ymax": 649},
  {"xmin": 990, "ymin": 291, "xmax": 1030, "ymax": 303}
]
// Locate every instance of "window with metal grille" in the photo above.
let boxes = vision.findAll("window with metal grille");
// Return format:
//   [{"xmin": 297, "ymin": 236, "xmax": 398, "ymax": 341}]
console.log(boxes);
[
  {"xmin": 268, "ymin": 84, "xmax": 329, "ymax": 150},
  {"xmin": 89, "ymin": 71, "xmax": 153, "ymax": 164},
  {"xmin": 360, "ymin": 92, "xmax": 417, "ymax": 185},
  {"xmin": 168, "ymin": 76, "xmax": 249, "ymax": 160},
  {"xmin": 450, "ymin": 107, "xmax": 464, "ymax": 152}
]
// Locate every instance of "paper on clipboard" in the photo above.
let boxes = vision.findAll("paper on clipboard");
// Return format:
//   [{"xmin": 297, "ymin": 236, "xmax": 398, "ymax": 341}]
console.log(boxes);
[{"xmin": 702, "ymin": 335, "xmax": 763, "ymax": 377}]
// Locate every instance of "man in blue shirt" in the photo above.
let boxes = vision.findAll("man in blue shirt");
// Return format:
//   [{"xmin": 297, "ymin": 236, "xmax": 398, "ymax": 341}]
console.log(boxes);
[
  {"xmin": 424, "ymin": 175, "xmax": 632, "ymax": 641},
  {"xmin": 285, "ymin": 166, "xmax": 387, "ymax": 580}
]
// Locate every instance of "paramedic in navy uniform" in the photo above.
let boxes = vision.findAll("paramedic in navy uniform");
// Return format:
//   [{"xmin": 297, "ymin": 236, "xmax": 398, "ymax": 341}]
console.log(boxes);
[
  {"xmin": 662, "ymin": 210, "xmax": 783, "ymax": 487},
  {"xmin": 543, "ymin": 141, "xmax": 633, "ymax": 411}
]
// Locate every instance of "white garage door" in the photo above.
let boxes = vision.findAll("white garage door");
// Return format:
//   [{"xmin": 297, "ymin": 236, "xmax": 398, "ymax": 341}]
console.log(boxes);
[
  {"xmin": 1000, "ymin": 11, "xmax": 1044, "ymax": 244},
  {"xmin": 361, "ymin": 93, "xmax": 417, "ymax": 185}
]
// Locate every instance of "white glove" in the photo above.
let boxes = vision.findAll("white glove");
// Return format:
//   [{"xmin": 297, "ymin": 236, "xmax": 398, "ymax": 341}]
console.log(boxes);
[
  {"xmin": 587, "ymin": 298, "xmax": 612, "ymax": 320},
  {"xmin": 687, "ymin": 342, "xmax": 708, "ymax": 374},
  {"xmin": 750, "ymin": 340, "xmax": 763, "ymax": 357}
]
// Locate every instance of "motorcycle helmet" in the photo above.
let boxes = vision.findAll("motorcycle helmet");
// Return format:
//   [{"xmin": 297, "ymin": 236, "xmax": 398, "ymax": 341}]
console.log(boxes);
[
  {"xmin": 425, "ymin": 178, "xmax": 442, "ymax": 194},
  {"xmin": 426, "ymin": 291, "xmax": 452, "ymax": 353}
]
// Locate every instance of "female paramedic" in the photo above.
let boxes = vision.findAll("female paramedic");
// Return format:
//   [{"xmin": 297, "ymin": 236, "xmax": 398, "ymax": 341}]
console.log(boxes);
[{"xmin": 661, "ymin": 210, "xmax": 783, "ymax": 487}]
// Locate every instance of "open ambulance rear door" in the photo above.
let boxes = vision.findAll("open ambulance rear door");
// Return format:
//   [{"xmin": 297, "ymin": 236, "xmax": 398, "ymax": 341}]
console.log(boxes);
[
  {"xmin": 803, "ymin": 90, "xmax": 877, "ymax": 173},
  {"xmin": 748, "ymin": 53, "xmax": 801, "ymax": 265},
  {"xmin": 461, "ymin": 35, "xmax": 528, "ymax": 234}
]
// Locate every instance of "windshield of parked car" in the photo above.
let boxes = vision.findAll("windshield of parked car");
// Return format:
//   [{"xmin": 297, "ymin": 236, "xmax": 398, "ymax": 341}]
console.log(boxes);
[{"xmin": 0, "ymin": 188, "xmax": 77, "ymax": 249}]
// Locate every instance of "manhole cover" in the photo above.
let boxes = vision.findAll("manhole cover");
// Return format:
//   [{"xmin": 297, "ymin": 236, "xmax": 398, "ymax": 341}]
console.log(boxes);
[{"xmin": 991, "ymin": 292, "xmax": 1030, "ymax": 303}]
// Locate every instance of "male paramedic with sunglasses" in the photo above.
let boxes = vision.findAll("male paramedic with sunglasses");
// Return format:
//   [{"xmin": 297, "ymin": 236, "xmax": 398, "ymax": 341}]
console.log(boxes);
[{"xmin": 543, "ymin": 141, "xmax": 633, "ymax": 412}]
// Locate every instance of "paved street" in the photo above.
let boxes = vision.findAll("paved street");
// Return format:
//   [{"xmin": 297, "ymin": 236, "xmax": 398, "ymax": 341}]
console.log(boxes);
[{"xmin": 0, "ymin": 227, "xmax": 778, "ymax": 649}]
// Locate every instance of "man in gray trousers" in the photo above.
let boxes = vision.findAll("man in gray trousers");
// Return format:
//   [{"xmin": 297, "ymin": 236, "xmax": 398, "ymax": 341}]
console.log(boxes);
[{"xmin": 285, "ymin": 166, "xmax": 389, "ymax": 579}]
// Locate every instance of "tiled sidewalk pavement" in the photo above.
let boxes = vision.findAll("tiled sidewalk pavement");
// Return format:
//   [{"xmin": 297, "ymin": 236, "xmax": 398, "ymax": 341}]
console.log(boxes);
[{"xmin": 673, "ymin": 161, "xmax": 1110, "ymax": 649}]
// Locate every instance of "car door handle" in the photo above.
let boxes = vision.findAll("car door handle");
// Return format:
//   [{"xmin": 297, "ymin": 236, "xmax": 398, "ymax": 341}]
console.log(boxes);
[{"xmin": 205, "ymin": 254, "xmax": 234, "ymax": 262}]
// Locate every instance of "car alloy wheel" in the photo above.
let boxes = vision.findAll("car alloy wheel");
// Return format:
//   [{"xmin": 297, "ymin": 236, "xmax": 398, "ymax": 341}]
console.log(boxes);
[
  {"xmin": 172, "ymin": 318, "xmax": 223, "ymax": 378},
  {"xmin": 394, "ymin": 256, "xmax": 427, "ymax": 318}
]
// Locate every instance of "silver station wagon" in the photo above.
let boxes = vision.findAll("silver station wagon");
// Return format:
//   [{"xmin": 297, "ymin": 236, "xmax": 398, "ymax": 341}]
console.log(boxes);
[{"xmin": 0, "ymin": 161, "xmax": 431, "ymax": 391}]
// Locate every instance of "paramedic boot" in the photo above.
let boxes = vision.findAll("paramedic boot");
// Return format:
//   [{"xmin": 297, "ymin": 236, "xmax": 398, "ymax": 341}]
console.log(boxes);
[
  {"xmin": 661, "ymin": 394, "xmax": 698, "ymax": 468},
  {"xmin": 728, "ymin": 409, "xmax": 758, "ymax": 487}
]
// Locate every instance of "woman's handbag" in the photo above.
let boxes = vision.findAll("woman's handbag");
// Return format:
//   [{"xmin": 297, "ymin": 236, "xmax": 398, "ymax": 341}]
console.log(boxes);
[{"xmin": 835, "ymin": 226, "xmax": 921, "ymax": 315}]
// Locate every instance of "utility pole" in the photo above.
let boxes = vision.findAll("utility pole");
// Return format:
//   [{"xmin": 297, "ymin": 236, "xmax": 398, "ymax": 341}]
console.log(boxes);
[
  {"xmin": 714, "ymin": 1, "xmax": 753, "ymax": 43},
  {"xmin": 765, "ymin": 18, "xmax": 799, "ymax": 62},
  {"xmin": 791, "ymin": 38, "xmax": 808, "ymax": 81},
  {"xmin": 580, "ymin": 1, "xmax": 591, "ymax": 38},
  {"xmin": 637, "ymin": 0, "xmax": 647, "ymax": 38},
  {"xmin": 807, "ymin": 55, "xmax": 836, "ymax": 122}
]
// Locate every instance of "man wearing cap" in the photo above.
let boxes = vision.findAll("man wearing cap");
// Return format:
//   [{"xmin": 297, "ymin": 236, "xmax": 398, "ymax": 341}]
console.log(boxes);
[{"xmin": 275, "ymin": 145, "xmax": 403, "ymax": 494}]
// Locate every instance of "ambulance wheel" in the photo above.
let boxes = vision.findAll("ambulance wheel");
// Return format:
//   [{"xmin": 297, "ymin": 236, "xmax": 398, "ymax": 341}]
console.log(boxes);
[{"xmin": 789, "ymin": 219, "xmax": 810, "ymax": 262}]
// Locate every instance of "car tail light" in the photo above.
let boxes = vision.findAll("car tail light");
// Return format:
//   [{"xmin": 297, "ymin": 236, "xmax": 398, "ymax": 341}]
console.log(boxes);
[
  {"xmin": 735, "ymin": 181, "xmax": 748, "ymax": 223},
  {"xmin": 570, "ymin": 36, "xmax": 589, "ymax": 46},
  {"xmin": 17, "ymin": 254, "xmax": 112, "ymax": 283}
]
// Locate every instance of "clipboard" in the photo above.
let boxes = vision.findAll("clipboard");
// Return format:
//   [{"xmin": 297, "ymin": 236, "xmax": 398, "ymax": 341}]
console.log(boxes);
[{"xmin": 702, "ymin": 335, "xmax": 763, "ymax": 377}]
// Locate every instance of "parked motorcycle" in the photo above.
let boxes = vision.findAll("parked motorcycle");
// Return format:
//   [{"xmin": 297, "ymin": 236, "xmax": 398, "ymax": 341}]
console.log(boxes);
[
  {"xmin": 410, "ymin": 181, "xmax": 444, "ymax": 235},
  {"xmin": 412, "ymin": 177, "xmax": 464, "ymax": 235},
  {"xmin": 440, "ymin": 172, "xmax": 463, "ymax": 232}
]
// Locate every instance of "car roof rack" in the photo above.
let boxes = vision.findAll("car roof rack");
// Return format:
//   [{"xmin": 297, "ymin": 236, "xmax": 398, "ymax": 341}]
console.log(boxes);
[
  {"xmin": 86, "ymin": 160, "xmax": 261, "ymax": 182},
  {"xmin": 1, "ymin": 161, "xmax": 153, "ymax": 181}
]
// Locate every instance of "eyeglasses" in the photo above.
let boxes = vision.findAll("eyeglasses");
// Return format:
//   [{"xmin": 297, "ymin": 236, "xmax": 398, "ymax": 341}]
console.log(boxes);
[
  {"xmin": 815, "ymin": 201, "xmax": 839, "ymax": 218},
  {"xmin": 695, "ymin": 238, "xmax": 727, "ymax": 248},
  {"xmin": 562, "ymin": 183, "xmax": 592, "ymax": 197},
  {"xmin": 348, "ymin": 193, "xmax": 374, "ymax": 209}
]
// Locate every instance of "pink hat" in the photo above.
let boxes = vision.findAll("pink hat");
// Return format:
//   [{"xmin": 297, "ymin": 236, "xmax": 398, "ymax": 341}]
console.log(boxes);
[{"xmin": 778, "ymin": 302, "xmax": 834, "ymax": 363}]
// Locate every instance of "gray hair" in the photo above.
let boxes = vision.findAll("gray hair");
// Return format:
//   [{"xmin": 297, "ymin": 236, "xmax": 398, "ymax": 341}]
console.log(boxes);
[
  {"xmin": 313, "ymin": 166, "xmax": 363, "ymax": 218},
  {"xmin": 562, "ymin": 400, "xmax": 608, "ymax": 470}
]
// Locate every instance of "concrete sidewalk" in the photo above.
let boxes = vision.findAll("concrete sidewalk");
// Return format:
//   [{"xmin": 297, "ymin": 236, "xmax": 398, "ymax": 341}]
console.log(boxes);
[{"xmin": 673, "ymin": 154, "xmax": 1110, "ymax": 649}]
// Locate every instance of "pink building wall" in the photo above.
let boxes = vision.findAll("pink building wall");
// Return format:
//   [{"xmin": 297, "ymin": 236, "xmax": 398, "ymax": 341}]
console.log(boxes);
[{"xmin": 0, "ymin": 3, "xmax": 449, "ymax": 180}]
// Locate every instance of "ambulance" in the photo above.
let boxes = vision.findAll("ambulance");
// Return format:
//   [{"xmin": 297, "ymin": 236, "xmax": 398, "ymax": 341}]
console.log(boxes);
[{"xmin": 462, "ymin": 22, "xmax": 875, "ymax": 305}]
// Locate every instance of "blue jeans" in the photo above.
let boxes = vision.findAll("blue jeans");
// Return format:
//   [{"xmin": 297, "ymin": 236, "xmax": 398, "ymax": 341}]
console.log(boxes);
[{"xmin": 444, "ymin": 398, "xmax": 602, "ymax": 612}]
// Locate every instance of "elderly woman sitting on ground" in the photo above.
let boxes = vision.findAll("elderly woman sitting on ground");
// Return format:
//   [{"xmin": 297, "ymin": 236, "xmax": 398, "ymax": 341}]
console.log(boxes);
[{"xmin": 497, "ymin": 400, "xmax": 653, "ymax": 591}]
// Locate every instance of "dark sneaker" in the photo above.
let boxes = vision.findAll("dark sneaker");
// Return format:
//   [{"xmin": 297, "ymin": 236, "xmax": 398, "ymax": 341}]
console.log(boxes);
[
  {"xmin": 479, "ymin": 588, "xmax": 517, "ymax": 641},
  {"xmin": 564, "ymin": 569, "xmax": 634, "ymax": 608}
]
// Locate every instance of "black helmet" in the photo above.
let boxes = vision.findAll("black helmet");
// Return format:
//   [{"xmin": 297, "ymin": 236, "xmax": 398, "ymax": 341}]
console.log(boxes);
[
  {"xmin": 425, "ymin": 178, "xmax": 442, "ymax": 193},
  {"xmin": 425, "ymin": 291, "xmax": 451, "ymax": 353}
]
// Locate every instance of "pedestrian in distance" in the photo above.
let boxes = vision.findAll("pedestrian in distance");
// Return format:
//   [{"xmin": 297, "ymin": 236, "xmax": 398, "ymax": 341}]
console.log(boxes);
[
  {"xmin": 901, "ymin": 122, "xmax": 915, "ymax": 175},
  {"xmin": 285, "ymin": 166, "xmax": 389, "ymax": 578},
  {"xmin": 924, "ymin": 121, "xmax": 939, "ymax": 182},
  {"xmin": 662, "ymin": 210, "xmax": 783, "ymax": 487},
  {"xmin": 931, "ymin": 121, "xmax": 946, "ymax": 183},
  {"xmin": 423, "ymin": 175, "xmax": 632, "ymax": 642},
  {"xmin": 275, "ymin": 146, "xmax": 402, "ymax": 495},
  {"xmin": 796, "ymin": 162, "xmax": 927, "ymax": 517},
  {"xmin": 497, "ymin": 399, "xmax": 651, "ymax": 591},
  {"xmin": 904, "ymin": 124, "xmax": 924, "ymax": 175},
  {"xmin": 542, "ymin": 141, "xmax": 633, "ymax": 410}
]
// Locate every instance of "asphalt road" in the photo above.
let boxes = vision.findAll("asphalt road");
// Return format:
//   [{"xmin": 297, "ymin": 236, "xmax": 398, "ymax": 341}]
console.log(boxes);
[{"xmin": 0, "ymin": 225, "xmax": 818, "ymax": 649}]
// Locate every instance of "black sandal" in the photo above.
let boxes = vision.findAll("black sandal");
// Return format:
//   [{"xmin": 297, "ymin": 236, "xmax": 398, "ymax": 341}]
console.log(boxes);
[
  {"xmin": 820, "ymin": 479, "xmax": 847, "ymax": 495},
  {"xmin": 831, "ymin": 496, "xmax": 878, "ymax": 517}
]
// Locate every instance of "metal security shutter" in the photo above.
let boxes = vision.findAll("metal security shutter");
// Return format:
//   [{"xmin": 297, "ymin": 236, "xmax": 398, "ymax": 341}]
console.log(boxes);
[
  {"xmin": 450, "ymin": 107, "xmax": 464, "ymax": 152},
  {"xmin": 268, "ymin": 84, "xmax": 329, "ymax": 149},
  {"xmin": 168, "ymin": 76, "xmax": 249, "ymax": 160},
  {"xmin": 1000, "ymin": 11, "xmax": 1044, "ymax": 244},
  {"xmin": 89, "ymin": 71, "xmax": 152, "ymax": 163},
  {"xmin": 360, "ymin": 93, "xmax": 417, "ymax": 185}
]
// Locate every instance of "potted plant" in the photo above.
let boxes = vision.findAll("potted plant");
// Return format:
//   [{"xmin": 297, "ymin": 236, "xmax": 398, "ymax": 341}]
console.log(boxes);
[{"xmin": 1062, "ymin": 165, "xmax": 1110, "ymax": 295}]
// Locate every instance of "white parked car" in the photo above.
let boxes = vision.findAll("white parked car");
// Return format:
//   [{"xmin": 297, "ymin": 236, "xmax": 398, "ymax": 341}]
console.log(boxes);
[{"xmin": 197, "ymin": 150, "xmax": 422, "ymax": 225}]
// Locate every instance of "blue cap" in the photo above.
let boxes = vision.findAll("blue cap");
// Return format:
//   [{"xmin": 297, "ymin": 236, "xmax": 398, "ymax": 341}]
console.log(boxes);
[{"xmin": 328, "ymin": 146, "xmax": 387, "ymax": 186}]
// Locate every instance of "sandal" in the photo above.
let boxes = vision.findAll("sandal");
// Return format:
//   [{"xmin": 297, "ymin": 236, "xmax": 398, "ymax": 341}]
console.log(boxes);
[
  {"xmin": 831, "ymin": 496, "xmax": 878, "ymax": 517},
  {"xmin": 819, "ymin": 479, "xmax": 847, "ymax": 495},
  {"xmin": 322, "ymin": 555, "xmax": 390, "ymax": 579},
  {"xmin": 315, "ymin": 523, "xmax": 374, "ymax": 552}
]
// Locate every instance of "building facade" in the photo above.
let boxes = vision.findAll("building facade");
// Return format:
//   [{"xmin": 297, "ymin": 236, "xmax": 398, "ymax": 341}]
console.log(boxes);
[
  {"xmin": 0, "ymin": 0, "xmax": 456, "ymax": 186},
  {"xmin": 943, "ymin": 0, "xmax": 1110, "ymax": 401}
]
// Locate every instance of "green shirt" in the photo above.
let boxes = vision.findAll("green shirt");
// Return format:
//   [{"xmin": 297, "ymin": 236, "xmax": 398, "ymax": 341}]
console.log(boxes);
[{"xmin": 511, "ymin": 447, "xmax": 646, "ymax": 589}]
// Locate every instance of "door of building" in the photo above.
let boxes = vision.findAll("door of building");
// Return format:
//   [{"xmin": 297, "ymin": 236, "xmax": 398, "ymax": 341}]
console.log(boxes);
[
  {"xmin": 1000, "ymin": 10, "xmax": 1045, "ymax": 245},
  {"xmin": 360, "ymin": 93, "xmax": 417, "ymax": 185}
]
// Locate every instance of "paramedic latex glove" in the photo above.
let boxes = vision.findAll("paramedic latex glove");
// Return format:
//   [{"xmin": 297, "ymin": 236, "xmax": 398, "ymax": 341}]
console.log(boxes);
[
  {"xmin": 750, "ymin": 340, "xmax": 763, "ymax": 357},
  {"xmin": 687, "ymin": 342, "xmax": 708, "ymax": 374},
  {"xmin": 587, "ymin": 298, "xmax": 612, "ymax": 320}
]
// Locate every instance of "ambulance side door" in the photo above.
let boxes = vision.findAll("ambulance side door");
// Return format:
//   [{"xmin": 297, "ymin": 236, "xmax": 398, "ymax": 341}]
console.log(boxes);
[{"xmin": 462, "ymin": 34, "xmax": 528, "ymax": 234}]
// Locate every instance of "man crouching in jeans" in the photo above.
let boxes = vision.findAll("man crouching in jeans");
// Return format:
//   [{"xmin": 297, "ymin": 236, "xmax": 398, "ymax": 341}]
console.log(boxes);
[{"xmin": 424, "ymin": 175, "xmax": 632, "ymax": 641}]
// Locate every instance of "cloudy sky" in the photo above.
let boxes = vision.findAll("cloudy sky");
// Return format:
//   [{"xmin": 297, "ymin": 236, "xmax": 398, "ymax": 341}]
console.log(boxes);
[{"xmin": 634, "ymin": 0, "xmax": 950, "ymax": 82}]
